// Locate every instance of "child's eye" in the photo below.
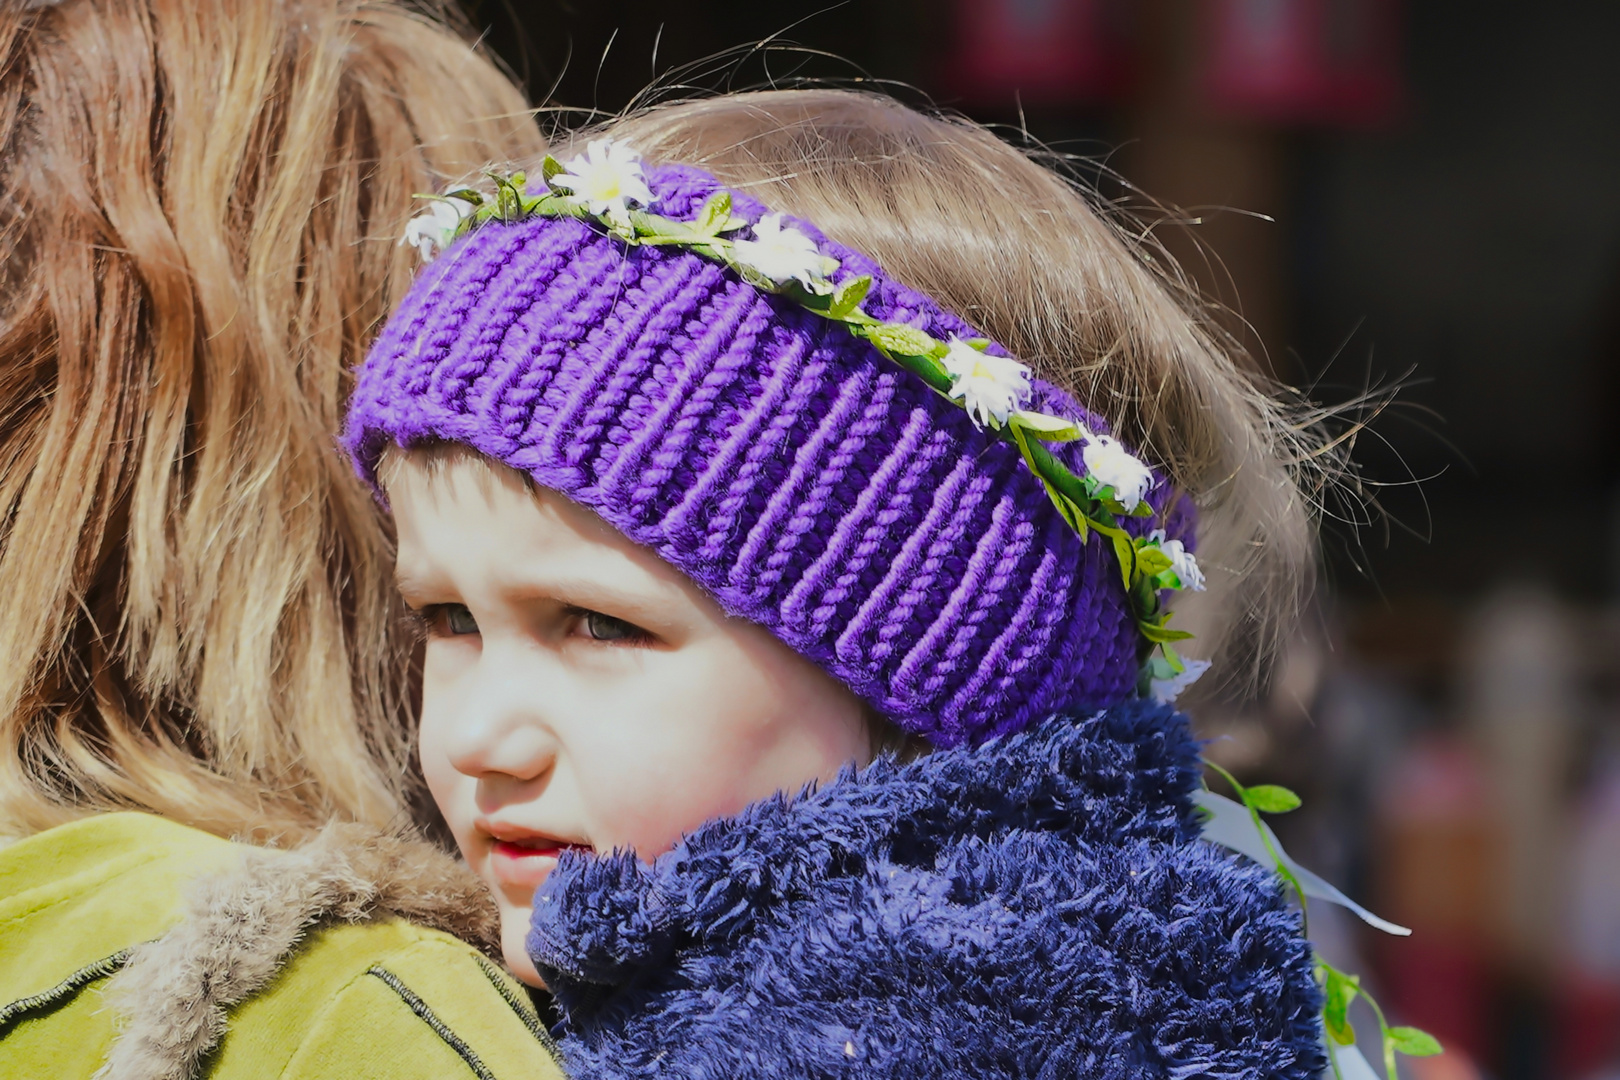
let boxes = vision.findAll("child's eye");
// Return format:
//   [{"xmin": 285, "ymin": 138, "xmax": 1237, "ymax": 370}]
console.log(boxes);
[
  {"xmin": 443, "ymin": 604, "xmax": 479, "ymax": 635},
  {"xmin": 578, "ymin": 609, "xmax": 654, "ymax": 645},
  {"xmin": 413, "ymin": 603, "xmax": 479, "ymax": 637}
]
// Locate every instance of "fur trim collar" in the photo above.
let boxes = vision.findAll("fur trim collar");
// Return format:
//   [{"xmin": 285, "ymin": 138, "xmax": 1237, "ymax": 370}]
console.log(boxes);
[
  {"xmin": 530, "ymin": 702, "xmax": 1326, "ymax": 1080},
  {"xmin": 97, "ymin": 823, "xmax": 497, "ymax": 1080}
]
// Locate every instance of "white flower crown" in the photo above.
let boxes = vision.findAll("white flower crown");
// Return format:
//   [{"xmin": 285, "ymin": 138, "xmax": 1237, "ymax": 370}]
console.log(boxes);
[{"xmin": 404, "ymin": 140, "xmax": 1207, "ymax": 697}]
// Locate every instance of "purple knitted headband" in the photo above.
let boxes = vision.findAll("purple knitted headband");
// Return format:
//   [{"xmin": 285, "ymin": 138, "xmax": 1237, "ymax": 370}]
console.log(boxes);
[{"xmin": 344, "ymin": 146, "xmax": 1203, "ymax": 746}]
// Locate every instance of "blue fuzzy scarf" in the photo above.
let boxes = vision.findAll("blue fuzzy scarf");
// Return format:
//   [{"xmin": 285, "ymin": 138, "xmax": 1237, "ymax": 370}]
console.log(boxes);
[{"xmin": 528, "ymin": 702, "xmax": 1326, "ymax": 1080}]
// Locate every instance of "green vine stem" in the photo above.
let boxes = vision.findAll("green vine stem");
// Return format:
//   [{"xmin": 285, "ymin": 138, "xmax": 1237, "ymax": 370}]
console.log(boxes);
[{"xmin": 1203, "ymin": 761, "xmax": 1442, "ymax": 1080}]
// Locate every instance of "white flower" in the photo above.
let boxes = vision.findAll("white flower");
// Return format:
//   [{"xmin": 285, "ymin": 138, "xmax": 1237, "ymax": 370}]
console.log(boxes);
[
  {"xmin": 401, "ymin": 197, "xmax": 473, "ymax": 262},
  {"xmin": 1081, "ymin": 434, "xmax": 1154, "ymax": 511},
  {"xmin": 1147, "ymin": 529, "xmax": 1206, "ymax": 592},
  {"xmin": 548, "ymin": 139, "xmax": 656, "ymax": 231},
  {"xmin": 940, "ymin": 337, "xmax": 1032, "ymax": 428},
  {"xmin": 1149, "ymin": 657, "xmax": 1211, "ymax": 704},
  {"xmin": 729, "ymin": 213, "xmax": 840, "ymax": 289}
]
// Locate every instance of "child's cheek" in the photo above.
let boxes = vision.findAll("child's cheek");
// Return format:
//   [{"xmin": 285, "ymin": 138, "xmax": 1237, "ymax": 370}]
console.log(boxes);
[
  {"xmin": 578, "ymin": 718, "xmax": 685, "ymax": 858},
  {"xmin": 577, "ymin": 707, "xmax": 759, "ymax": 858},
  {"xmin": 418, "ymin": 713, "xmax": 479, "ymax": 859}
]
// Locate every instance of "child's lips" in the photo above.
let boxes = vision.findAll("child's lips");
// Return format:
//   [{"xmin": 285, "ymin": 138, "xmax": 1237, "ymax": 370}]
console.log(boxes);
[
  {"xmin": 486, "ymin": 834, "xmax": 587, "ymax": 889},
  {"xmin": 492, "ymin": 838, "xmax": 575, "ymax": 859}
]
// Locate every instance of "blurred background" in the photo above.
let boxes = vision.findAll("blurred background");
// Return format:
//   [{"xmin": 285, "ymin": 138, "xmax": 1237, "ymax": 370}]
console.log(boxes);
[{"xmin": 459, "ymin": 2, "xmax": 1620, "ymax": 1078}]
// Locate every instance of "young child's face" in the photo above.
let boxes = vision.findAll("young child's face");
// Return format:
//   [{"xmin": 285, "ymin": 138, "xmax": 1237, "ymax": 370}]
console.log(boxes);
[{"xmin": 388, "ymin": 449, "xmax": 873, "ymax": 985}]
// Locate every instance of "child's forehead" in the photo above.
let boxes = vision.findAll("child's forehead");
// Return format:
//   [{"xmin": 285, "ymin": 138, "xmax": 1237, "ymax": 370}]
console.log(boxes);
[
  {"xmin": 378, "ymin": 442, "xmax": 536, "ymax": 500},
  {"xmin": 382, "ymin": 441, "xmax": 707, "ymax": 600}
]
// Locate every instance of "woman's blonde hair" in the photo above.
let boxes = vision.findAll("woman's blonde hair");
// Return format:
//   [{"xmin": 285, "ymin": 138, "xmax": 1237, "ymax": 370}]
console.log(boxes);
[
  {"xmin": 0, "ymin": 0, "xmax": 544, "ymax": 842},
  {"xmin": 596, "ymin": 90, "xmax": 1327, "ymax": 685}
]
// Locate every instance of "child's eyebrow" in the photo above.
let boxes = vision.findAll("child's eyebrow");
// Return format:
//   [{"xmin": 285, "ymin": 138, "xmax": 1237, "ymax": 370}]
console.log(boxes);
[
  {"xmin": 503, "ymin": 573, "xmax": 689, "ymax": 627},
  {"xmin": 391, "ymin": 564, "xmax": 439, "ymax": 600}
]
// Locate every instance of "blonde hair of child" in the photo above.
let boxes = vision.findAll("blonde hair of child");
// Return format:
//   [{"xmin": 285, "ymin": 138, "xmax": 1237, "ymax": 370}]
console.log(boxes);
[
  {"xmin": 0, "ymin": 0, "xmax": 544, "ymax": 842},
  {"xmin": 593, "ymin": 89, "xmax": 1326, "ymax": 689}
]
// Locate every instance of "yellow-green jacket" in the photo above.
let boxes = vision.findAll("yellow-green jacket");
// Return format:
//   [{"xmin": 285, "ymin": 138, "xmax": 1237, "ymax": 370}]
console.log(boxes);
[{"xmin": 0, "ymin": 812, "xmax": 569, "ymax": 1080}]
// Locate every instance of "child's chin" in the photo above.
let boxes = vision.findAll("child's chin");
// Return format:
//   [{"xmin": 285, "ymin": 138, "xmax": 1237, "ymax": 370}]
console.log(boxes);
[
  {"xmin": 490, "ymin": 888, "xmax": 542, "ymax": 978},
  {"xmin": 502, "ymin": 929, "xmax": 547, "ymax": 989}
]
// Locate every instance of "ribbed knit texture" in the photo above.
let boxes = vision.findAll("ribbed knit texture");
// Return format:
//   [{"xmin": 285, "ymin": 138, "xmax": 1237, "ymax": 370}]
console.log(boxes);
[{"xmin": 346, "ymin": 165, "xmax": 1185, "ymax": 747}]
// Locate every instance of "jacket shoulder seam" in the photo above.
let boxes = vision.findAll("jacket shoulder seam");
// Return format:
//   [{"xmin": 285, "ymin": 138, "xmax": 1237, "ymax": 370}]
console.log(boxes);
[
  {"xmin": 365, "ymin": 965, "xmax": 497, "ymax": 1080},
  {"xmin": 0, "ymin": 948, "xmax": 133, "ymax": 1037},
  {"xmin": 471, "ymin": 954, "xmax": 557, "ymax": 1053}
]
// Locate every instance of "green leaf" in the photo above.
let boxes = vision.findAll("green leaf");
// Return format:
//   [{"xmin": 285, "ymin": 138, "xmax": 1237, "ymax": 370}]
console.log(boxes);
[
  {"xmin": 1244, "ymin": 785, "xmax": 1302, "ymax": 814},
  {"xmin": 1137, "ymin": 621, "xmax": 1195, "ymax": 645},
  {"xmin": 1146, "ymin": 654, "xmax": 1180, "ymax": 681},
  {"xmin": 1038, "ymin": 483, "xmax": 1091, "ymax": 545},
  {"xmin": 867, "ymin": 323, "xmax": 940, "ymax": 358},
  {"xmin": 1322, "ymin": 969, "xmax": 1361, "ymax": 1046},
  {"xmin": 1098, "ymin": 493, "xmax": 1156, "ymax": 519},
  {"xmin": 1135, "ymin": 547, "xmax": 1174, "ymax": 577},
  {"xmin": 1131, "ymin": 575, "xmax": 1160, "ymax": 616},
  {"xmin": 695, "ymin": 191, "xmax": 733, "ymax": 234},
  {"xmin": 1159, "ymin": 642, "xmax": 1184, "ymax": 673},
  {"xmin": 1008, "ymin": 421, "xmax": 1040, "ymax": 473},
  {"xmin": 521, "ymin": 191, "xmax": 560, "ymax": 216},
  {"xmin": 443, "ymin": 188, "xmax": 483, "ymax": 205},
  {"xmin": 828, "ymin": 275, "xmax": 873, "ymax": 320},
  {"xmin": 1108, "ymin": 529, "xmax": 1137, "ymax": 595},
  {"xmin": 1085, "ymin": 517, "xmax": 1135, "ymax": 594},
  {"xmin": 541, "ymin": 154, "xmax": 566, "ymax": 184},
  {"xmin": 1387, "ymin": 1027, "xmax": 1442, "ymax": 1058},
  {"xmin": 491, "ymin": 173, "xmax": 522, "ymax": 220},
  {"xmin": 731, "ymin": 261, "xmax": 783, "ymax": 293},
  {"xmin": 1010, "ymin": 420, "xmax": 1036, "ymax": 466},
  {"xmin": 1061, "ymin": 497, "xmax": 1091, "ymax": 544},
  {"xmin": 1018, "ymin": 431, "xmax": 1088, "ymax": 545},
  {"xmin": 872, "ymin": 344, "xmax": 951, "ymax": 394},
  {"xmin": 1096, "ymin": 490, "xmax": 1141, "ymax": 518},
  {"xmin": 1009, "ymin": 410, "xmax": 1083, "ymax": 442},
  {"xmin": 1049, "ymin": 492, "xmax": 1088, "ymax": 537},
  {"xmin": 792, "ymin": 284, "xmax": 836, "ymax": 313}
]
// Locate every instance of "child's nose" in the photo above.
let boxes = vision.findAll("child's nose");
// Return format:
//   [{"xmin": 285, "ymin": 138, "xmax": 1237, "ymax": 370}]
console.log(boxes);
[{"xmin": 443, "ymin": 643, "xmax": 558, "ymax": 782}]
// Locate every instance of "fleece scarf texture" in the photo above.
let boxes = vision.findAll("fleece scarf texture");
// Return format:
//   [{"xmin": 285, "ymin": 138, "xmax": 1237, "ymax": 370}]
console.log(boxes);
[{"xmin": 528, "ymin": 701, "xmax": 1326, "ymax": 1080}]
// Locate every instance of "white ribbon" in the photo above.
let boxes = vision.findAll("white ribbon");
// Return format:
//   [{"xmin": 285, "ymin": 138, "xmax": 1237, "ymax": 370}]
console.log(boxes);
[
  {"xmin": 1194, "ymin": 790, "xmax": 1411, "ymax": 937},
  {"xmin": 1323, "ymin": 1038, "xmax": 1383, "ymax": 1080}
]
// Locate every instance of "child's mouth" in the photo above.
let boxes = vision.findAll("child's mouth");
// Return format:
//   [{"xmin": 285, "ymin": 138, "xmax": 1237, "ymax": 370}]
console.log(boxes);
[
  {"xmin": 487, "ymin": 836, "xmax": 588, "ymax": 889},
  {"xmin": 492, "ymin": 839, "xmax": 577, "ymax": 860}
]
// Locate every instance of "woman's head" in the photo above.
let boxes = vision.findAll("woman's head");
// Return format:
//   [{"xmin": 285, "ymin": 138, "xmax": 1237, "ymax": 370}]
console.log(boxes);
[{"xmin": 0, "ymin": 0, "xmax": 543, "ymax": 841}]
